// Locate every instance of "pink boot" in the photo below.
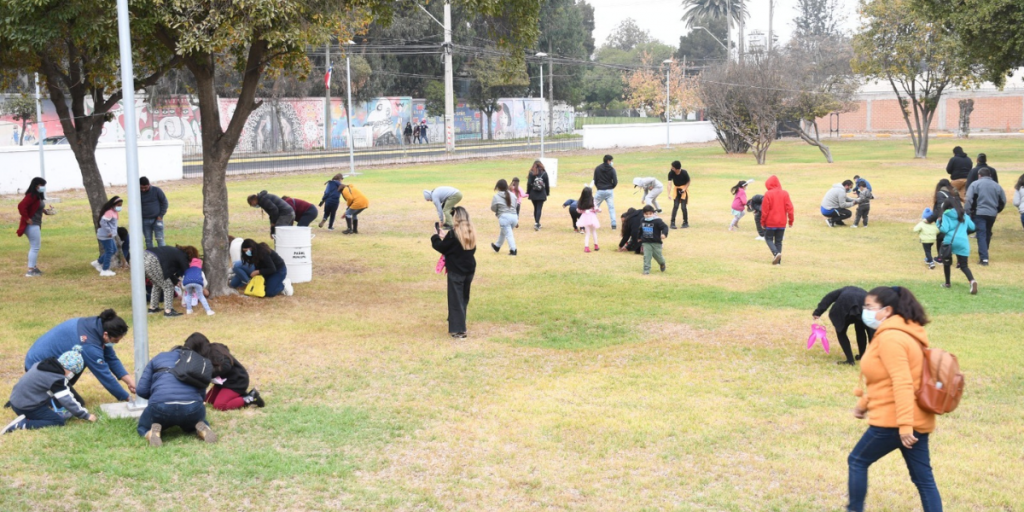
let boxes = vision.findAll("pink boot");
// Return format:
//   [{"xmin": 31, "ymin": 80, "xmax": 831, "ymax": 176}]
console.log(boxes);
[
  {"xmin": 584, "ymin": 246, "xmax": 591, "ymax": 253},
  {"xmin": 594, "ymin": 244, "xmax": 600, "ymax": 251}
]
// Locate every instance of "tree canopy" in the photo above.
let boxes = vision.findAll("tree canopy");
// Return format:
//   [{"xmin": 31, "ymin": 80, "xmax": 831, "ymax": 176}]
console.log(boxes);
[{"xmin": 912, "ymin": 0, "xmax": 1023, "ymax": 86}]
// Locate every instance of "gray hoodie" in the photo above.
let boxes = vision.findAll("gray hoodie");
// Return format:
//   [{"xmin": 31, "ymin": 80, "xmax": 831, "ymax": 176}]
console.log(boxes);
[
  {"xmin": 964, "ymin": 177, "xmax": 1006, "ymax": 217},
  {"xmin": 1014, "ymin": 187, "xmax": 1024, "ymax": 214},
  {"xmin": 424, "ymin": 187, "xmax": 459, "ymax": 221},
  {"xmin": 821, "ymin": 183, "xmax": 855, "ymax": 210},
  {"xmin": 490, "ymin": 191, "xmax": 518, "ymax": 217},
  {"xmin": 9, "ymin": 359, "xmax": 90, "ymax": 419}
]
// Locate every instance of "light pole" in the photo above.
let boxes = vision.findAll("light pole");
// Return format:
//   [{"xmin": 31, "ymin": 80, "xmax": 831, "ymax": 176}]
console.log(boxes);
[
  {"xmin": 663, "ymin": 59, "xmax": 672, "ymax": 149},
  {"xmin": 324, "ymin": 43, "xmax": 331, "ymax": 151},
  {"xmin": 536, "ymin": 52, "xmax": 548, "ymax": 158},
  {"xmin": 344, "ymin": 40, "xmax": 356, "ymax": 175},
  {"xmin": 34, "ymin": 73, "xmax": 46, "ymax": 178}
]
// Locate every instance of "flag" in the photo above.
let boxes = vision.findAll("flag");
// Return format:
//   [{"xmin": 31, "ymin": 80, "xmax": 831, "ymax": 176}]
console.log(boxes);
[{"xmin": 324, "ymin": 65, "xmax": 333, "ymax": 90}]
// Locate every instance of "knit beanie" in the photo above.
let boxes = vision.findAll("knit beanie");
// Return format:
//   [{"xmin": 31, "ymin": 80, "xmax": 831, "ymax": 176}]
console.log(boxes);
[
  {"xmin": 922, "ymin": 208, "xmax": 932, "ymax": 220},
  {"xmin": 58, "ymin": 346, "xmax": 85, "ymax": 375}
]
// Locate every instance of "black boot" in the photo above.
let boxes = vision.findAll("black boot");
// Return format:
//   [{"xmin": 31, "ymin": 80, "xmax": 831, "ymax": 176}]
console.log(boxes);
[
  {"xmin": 342, "ymin": 217, "xmax": 353, "ymax": 235},
  {"xmin": 352, "ymin": 218, "xmax": 359, "ymax": 234}
]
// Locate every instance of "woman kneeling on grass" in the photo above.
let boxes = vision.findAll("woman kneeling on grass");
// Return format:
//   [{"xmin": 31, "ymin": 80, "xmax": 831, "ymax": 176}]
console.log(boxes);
[
  {"xmin": 136, "ymin": 333, "xmax": 217, "ymax": 447},
  {"xmin": 431, "ymin": 206, "xmax": 476, "ymax": 339},
  {"xmin": 847, "ymin": 286, "xmax": 941, "ymax": 512}
]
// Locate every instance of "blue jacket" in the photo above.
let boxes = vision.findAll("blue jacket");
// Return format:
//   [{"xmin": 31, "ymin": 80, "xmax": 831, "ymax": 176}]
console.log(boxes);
[
  {"xmin": 140, "ymin": 186, "xmax": 168, "ymax": 219},
  {"xmin": 939, "ymin": 209, "xmax": 975, "ymax": 257},
  {"xmin": 321, "ymin": 180, "xmax": 342, "ymax": 206},
  {"xmin": 25, "ymin": 317, "xmax": 130, "ymax": 401},
  {"xmin": 136, "ymin": 349, "xmax": 206, "ymax": 404}
]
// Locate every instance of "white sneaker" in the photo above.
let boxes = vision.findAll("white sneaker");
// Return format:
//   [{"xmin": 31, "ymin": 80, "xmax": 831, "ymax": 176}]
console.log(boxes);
[
  {"xmin": 206, "ymin": 310, "xmax": 216, "ymax": 316},
  {"xmin": 282, "ymin": 279, "xmax": 294, "ymax": 296},
  {"xmin": 851, "ymin": 225, "xmax": 858, "ymax": 228},
  {"xmin": 2, "ymin": 415, "xmax": 26, "ymax": 435},
  {"xmin": 91, "ymin": 260, "xmax": 103, "ymax": 271},
  {"xmin": 99, "ymin": 270, "xmax": 116, "ymax": 277},
  {"xmin": 186, "ymin": 309, "xmax": 193, "ymax": 315},
  {"xmin": 755, "ymin": 236, "xmax": 765, "ymax": 241}
]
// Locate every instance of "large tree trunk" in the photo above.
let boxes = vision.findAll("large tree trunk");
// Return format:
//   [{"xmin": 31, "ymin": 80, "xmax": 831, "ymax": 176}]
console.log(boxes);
[{"xmin": 957, "ymin": 99, "xmax": 974, "ymax": 138}]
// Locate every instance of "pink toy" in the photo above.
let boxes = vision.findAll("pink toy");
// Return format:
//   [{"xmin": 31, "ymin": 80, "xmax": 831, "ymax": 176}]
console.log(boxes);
[
  {"xmin": 808, "ymin": 323, "xmax": 830, "ymax": 354},
  {"xmin": 435, "ymin": 255, "xmax": 446, "ymax": 275}
]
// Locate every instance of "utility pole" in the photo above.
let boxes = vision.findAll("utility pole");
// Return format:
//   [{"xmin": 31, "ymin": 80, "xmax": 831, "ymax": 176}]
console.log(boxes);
[
  {"xmin": 325, "ymin": 43, "xmax": 331, "ymax": 150},
  {"xmin": 768, "ymin": 0, "xmax": 775, "ymax": 53},
  {"xmin": 536, "ymin": 52, "xmax": 548, "ymax": 158},
  {"xmin": 345, "ymin": 41, "xmax": 355, "ymax": 175},
  {"xmin": 663, "ymin": 59, "xmax": 672, "ymax": 149},
  {"xmin": 34, "ymin": 73, "xmax": 46, "ymax": 179},
  {"xmin": 443, "ymin": 1, "xmax": 455, "ymax": 152},
  {"xmin": 548, "ymin": 42, "xmax": 554, "ymax": 136},
  {"xmin": 727, "ymin": 0, "xmax": 731, "ymax": 63}
]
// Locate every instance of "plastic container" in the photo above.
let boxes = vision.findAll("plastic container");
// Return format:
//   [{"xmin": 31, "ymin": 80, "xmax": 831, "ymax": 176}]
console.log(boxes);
[{"xmin": 273, "ymin": 226, "xmax": 313, "ymax": 283}]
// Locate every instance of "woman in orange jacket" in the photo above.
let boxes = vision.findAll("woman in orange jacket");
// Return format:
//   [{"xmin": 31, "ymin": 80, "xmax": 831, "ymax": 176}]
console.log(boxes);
[
  {"xmin": 847, "ymin": 286, "xmax": 941, "ymax": 512},
  {"xmin": 340, "ymin": 177, "xmax": 369, "ymax": 235}
]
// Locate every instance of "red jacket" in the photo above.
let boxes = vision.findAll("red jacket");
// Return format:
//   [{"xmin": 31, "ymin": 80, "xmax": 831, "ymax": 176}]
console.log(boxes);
[
  {"xmin": 760, "ymin": 175, "xmax": 794, "ymax": 228},
  {"xmin": 284, "ymin": 197, "xmax": 314, "ymax": 217},
  {"xmin": 17, "ymin": 194, "xmax": 41, "ymax": 237}
]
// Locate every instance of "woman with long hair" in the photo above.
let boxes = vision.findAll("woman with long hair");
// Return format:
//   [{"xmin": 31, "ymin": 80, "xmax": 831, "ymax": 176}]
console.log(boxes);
[
  {"xmin": 92, "ymin": 196, "xmax": 123, "ymax": 276},
  {"xmin": 144, "ymin": 245, "xmax": 199, "ymax": 316},
  {"xmin": 1013, "ymin": 173, "xmax": 1024, "ymax": 232},
  {"xmin": 17, "ymin": 177, "xmax": 53, "ymax": 277},
  {"xmin": 937, "ymin": 196, "xmax": 977, "ymax": 294},
  {"xmin": 848, "ymin": 286, "xmax": 941, "ymax": 512},
  {"xmin": 489, "ymin": 179, "xmax": 519, "ymax": 256},
  {"xmin": 527, "ymin": 160, "xmax": 550, "ymax": 230},
  {"xmin": 318, "ymin": 173, "xmax": 343, "ymax": 230},
  {"xmin": 431, "ymin": 206, "xmax": 477, "ymax": 338},
  {"xmin": 239, "ymin": 238, "xmax": 292, "ymax": 297}
]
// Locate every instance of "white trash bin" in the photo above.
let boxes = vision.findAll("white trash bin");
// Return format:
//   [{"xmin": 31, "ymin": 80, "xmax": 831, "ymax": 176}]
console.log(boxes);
[{"xmin": 274, "ymin": 226, "xmax": 313, "ymax": 283}]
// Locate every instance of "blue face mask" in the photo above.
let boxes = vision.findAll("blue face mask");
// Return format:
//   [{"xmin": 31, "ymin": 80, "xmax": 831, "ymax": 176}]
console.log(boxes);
[
  {"xmin": 244, "ymin": 249, "xmax": 252, "ymax": 257},
  {"xmin": 114, "ymin": 206, "xmax": 122, "ymax": 212},
  {"xmin": 37, "ymin": 186, "xmax": 46, "ymax": 193},
  {"xmin": 861, "ymin": 308, "xmax": 882, "ymax": 330}
]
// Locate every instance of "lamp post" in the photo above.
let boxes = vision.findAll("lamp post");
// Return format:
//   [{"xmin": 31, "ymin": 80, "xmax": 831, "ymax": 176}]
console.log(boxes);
[
  {"xmin": 663, "ymin": 59, "xmax": 672, "ymax": 149},
  {"xmin": 536, "ymin": 52, "xmax": 548, "ymax": 158},
  {"xmin": 34, "ymin": 73, "xmax": 46, "ymax": 179},
  {"xmin": 344, "ymin": 40, "xmax": 356, "ymax": 175}
]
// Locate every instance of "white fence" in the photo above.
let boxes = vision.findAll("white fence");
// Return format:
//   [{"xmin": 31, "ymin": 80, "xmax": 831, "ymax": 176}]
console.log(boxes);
[
  {"xmin": 583, "ymin": 121, "xmax": 717, "ymax": 150},
  {"xmin": 0, "ymin": 141, "xmax": 183, "ymax": 195}
]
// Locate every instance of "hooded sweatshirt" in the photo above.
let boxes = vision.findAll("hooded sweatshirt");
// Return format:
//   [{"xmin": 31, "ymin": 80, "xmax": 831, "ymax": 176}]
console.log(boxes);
[
  {"xmin": 632, "ymin": 177, "xmax": 662, "ymax": 192},
  {"xmin": 593, "ymin": 162, "xmax": 618, "ymax": 191},
  {"xmin": 256, "ymin": 191, "xmax": 294, "ymax": 224},
  {"xmin": 321, "ymin": 180, "xmax": 342, "ymax": 206},
  {"xmin": 1014, "ymin": 187, "xmax": 1024, "ymax": 214},
  {"xmin": 855, "ymin": 315, "xmax": 935, "ymax": 435},
  {"xmin": 821, "ymin": 183, "xmax": 855, "ymax": 211},
  {"xmin": 24, "ymin": 317, "xmax": 130, "ymax": 401},
  {"xmin": 9, "ymin": 359, "xmax": 90, "ymax": 419},
  {"xmin": 341, "ymin": 184, "xmax": 369, "ymax": 209},
  {"xmin": 424, "ymin": 187, "xmax": 459, "ymax": 221},
  {"xmin": 945, "ymin": 151, "xmax": 973, "ymax": 180},
  {"xmin": 490, "ymin": 191, "xmax": 518, "ymax": 217},
  {"xmin": 760, "ymin": 176, "xmax": 794, "ymax": 229},
  {"xmin": 913, "ymin": 220, "xmax": 939, "ymax": 243},
  {"xmin": 812, "ymin": 286, "xmax": 868, "ymax": 326},
  {"xmin": 938, "ymin": 209, "xmax": 975, "ymax": 257}
]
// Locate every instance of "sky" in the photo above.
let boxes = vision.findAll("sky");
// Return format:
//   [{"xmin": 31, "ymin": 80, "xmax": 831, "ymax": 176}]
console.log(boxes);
[{"xmin": 587, "ymin": 0, "xmax": 860, "ymax": 51}]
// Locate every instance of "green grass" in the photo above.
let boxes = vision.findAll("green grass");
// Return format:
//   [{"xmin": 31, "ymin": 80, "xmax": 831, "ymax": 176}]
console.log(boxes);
[{"xmin": 1, "ymin": 137, "xmax": 1023, "ymax": 510}]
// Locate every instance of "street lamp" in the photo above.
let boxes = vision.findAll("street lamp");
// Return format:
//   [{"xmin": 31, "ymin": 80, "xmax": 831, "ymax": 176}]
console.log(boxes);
[
  {"xmin": 663, "ymin": 59, "xmax": 672, "ymax": 149},
  {"xmin": 344, "ymin": 40, "xmax": 357, "ymax": 175},
  {"xmin": 536, "ymin": 52, "xmax": 548, "ymax": 158}
]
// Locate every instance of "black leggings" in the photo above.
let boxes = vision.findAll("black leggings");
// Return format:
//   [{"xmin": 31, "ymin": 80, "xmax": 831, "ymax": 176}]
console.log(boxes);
[
  {"xmin": 570, "ymin": 208, "xmax": 581, "ymax": 230},
  {"xmin": 532, "ymin": 200, "xmax": 544, "ymax": 225},
  {"xmin": 834, "ymin": 318, "xmax": 874, "ymax": 363},
  {"xmin": 943, "ymin": 254, "xmax": 974, "ymax": 285}
]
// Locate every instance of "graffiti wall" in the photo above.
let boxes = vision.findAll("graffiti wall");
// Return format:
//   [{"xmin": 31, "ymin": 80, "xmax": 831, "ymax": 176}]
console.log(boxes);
[
  {"xmin": 221, "ymin": 98, "xmax": 325, "ymax": 152},
  {"xmin": 328, "ymin": 96, "xmax": 412, "ymax": 148}
]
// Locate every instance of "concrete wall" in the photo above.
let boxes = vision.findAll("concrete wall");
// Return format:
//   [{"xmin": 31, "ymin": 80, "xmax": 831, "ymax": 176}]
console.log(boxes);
[
  {"xmin": 583, "ymin": 121, "xmax": 717, "ymax": 149},
  {"xmin": 0, "ymin": 141, "xmax": 183, "ymax": 195}
]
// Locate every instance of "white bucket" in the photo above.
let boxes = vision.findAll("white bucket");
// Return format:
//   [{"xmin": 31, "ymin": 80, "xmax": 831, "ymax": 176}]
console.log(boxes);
[{"xmin": 274, "ymin": 226, "xmax": 313, "ymax": 283}]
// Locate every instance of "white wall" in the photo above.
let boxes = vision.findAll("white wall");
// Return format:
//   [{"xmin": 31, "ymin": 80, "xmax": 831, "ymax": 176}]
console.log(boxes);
[
  {"xmin": 583, "ymin": 121, "xmax": 717, "ymax": 150},
  {"xmin": 0, "ymin": 141, "xmax": 183, "ymax": 195}
]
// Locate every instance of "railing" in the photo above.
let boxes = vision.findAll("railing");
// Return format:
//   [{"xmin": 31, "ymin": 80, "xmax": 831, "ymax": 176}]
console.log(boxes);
[{"xmin": 181, "ymin": 136, "xmax": 583, "ymax": 177}]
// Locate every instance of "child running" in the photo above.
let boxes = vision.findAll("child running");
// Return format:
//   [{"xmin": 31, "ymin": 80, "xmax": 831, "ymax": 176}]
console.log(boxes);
[
  {"xmin": 639, "ymin": 205, "xmax": 669, "ymax": 274},
  {"xmin": 182, "ymin": 258, "xmax": 214, "ymax": 315},
  {"xmin": 206, "ymin": 343, "xmax": 264, "ymax": 411},
  {"xmin": 728, "ymin": 180, "xmax": 751, "ymax": 231},
  {"xmin": 913, "ymin": 208, "xmax": 940, "ymax": 269},
  {"xmin": 576, "ymin": 187, "xmax": 602, "ymax": 253}
]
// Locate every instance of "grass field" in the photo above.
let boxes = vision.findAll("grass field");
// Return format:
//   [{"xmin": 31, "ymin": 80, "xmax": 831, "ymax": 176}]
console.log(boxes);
[{"xmin": 1, "ymin": 137, "xmax": 1022, "ymax": 511}]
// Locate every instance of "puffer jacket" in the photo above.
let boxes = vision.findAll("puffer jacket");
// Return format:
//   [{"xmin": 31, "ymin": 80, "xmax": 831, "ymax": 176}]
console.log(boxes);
[
  {"xmin": 136, "ymin": 349, "xmax": 207, "ymax": 404},
  {"xmin": 256, "ymin": 191, "xmax": 294, "ymax": 224},
  {"xmin": 938, "ymin": 209, "xmax": 975, "ymax": 257}
]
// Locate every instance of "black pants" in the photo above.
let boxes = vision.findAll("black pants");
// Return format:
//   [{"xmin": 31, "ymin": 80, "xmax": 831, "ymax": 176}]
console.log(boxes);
[
  {"xmin": 296, "ymin": 208, "xmax": 319, "ymax": 227},
  {"xmin": 671, "ymin": 192, "xmax": 688, "ymax": 225},
  {"xmin": 570, "ymin": 208, "xmax": 581, "ymax": 230},
  {"xmin": 854, "ymin": 205, "xmax": 870, "ymax": 226},
  {"xmin": 764, "ymin": 228, "xmax": 785, "ymax": 256},
  {"xmin": 446, "ymin": 272, "xmax": 473, "ymax": 334},
  {"xmin": 826, "ymin": 208, "xmax": 853, "ymax": 225},
  {"xmin": 922, "ymin": 243, "xmax": 934, "ymax": 262},
  {"xmin": 754, "ymin": 212, "xmax": 765, "ymax": 237},
  {"xmin": 934, "ymin": 233, "xmax": 945, "ymax": 260},
  {"xmin": 833, "ymin": 315, "xmax": 874, "ymax": 363},
  {"xmin": 943, "ymin": 254, "xmax": 974, "ymax": 285},
  {"xmin": 532, "ymin": 200, "xmax": 544, "ymax": 225},
  {"xmin": 322, "ymin": 203, "xmax": 339, "ymax": 228}
]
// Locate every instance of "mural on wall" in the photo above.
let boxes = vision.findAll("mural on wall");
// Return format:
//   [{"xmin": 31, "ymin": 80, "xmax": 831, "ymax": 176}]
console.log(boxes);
[
  {"xmin": 329, "ymin": 97, "xmax": 412, "ymax": 148},
  {"xmin": 0, "ymin": 98, "xmax": 63, "ymax": 146},
  {"xmin": 221, "ymin": 98, "xmax": 324, "ymax": 152}
]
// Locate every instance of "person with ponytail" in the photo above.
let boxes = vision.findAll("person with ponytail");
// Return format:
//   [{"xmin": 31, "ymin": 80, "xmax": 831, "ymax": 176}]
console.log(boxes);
[
  {"xmin": 92, "ymin": 195, "xmax": 123, "ymax": 276},
  {"xmin": 24, "ymin": 309, "xmax": 135, "ymax": 405},
  {"xmin": 847, "ymin": 286, "xmax": 942, "ymax": 512},
  {"xmin": 937, "ymin": 196, "xmax": 978, "ymax": 294},
  {"xmin": 489, "ymin": 179, "xmax": 519, "ymax": 256},
  {"xmin": 431, "ymin": 206, "xmax": 477, "ymax": 338},
  {"xmin": 17, "ymin": 177, "xmax": 54, "ymax": 277}
]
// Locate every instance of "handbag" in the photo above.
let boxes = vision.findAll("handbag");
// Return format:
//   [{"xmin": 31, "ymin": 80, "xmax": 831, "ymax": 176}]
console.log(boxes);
[
  {"xmin": 244, "ymin": 275, "xmax": 266, "ymax": 297},
  {"xmin": 938, "ymin": 219, "xmax": 965, "ymax": 261}
]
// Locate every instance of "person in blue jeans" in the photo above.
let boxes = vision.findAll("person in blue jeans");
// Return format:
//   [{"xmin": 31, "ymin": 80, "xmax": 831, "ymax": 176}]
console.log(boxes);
[
  {"xmin": 136, "ymin": 334, "xmax": 218, "ymax": 447},
  {"xmin": 233, "ymin": 239, "xmax": 290, "ymax": 297},
  {"xmin": 92, "ymin": 196, "xmax": 122, "ymax": 277},
  {"xmin": 139, "ymin": 177, "xmax": 168, "ymax": 249},
  {"xmin": 593, "ymin": 154, "xmax": 618, "ymax": 229}
]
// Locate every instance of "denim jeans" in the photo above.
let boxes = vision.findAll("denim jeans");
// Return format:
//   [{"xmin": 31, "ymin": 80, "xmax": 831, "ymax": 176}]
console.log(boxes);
[
  {"xmin": 973, "ymin": 214, "xmax": 995, "ymax": 261},
  {"xmin": 345, "ymin": 207, "xmax": 366, "ymax": 220},
  {"xmin": 848, "ymin": 426, "xmax": 942, "ymax": 512},
  {"xmin": 11, "ymin": 403, "xmax": 66, "ymax": 430},
  {"xmin": 141, "ymin": 217, "xmax": 165, "ymax": 249},
  {"xmin": 594, "ymin": 189, "xmax": 616, "ymax": 227},
  {"xmin": 495, "ymin": 213, "xmax": 518, "ymax": 251},
  {"xmin": 136, "ymin": 401, "xmax": 208, "ymax": 437},
  {"xmin": 1019, "ymin": 212, "xmax": 1024, "ymax": 231},
  {"xmin": 764, "ymin": 228, "xmax": 785, "ymax": 256},
  {"xmin": 99, "ymin": 239, "xmax": 117, "ymax": 270},
  {"xmin": 264, "ymin": 266, "xmax": 288, "ymax": 297},
  {"xmin": 230, "ymin": 260, "xmax": 256, "ymax": 288},
  {"xmin": 25, "ymin": 224, "xmax": 41, "ymax": 269}
]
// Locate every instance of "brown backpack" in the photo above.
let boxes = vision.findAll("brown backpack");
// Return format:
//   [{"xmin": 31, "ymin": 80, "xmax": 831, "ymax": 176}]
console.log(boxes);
[{"xmin": 916, "ymin": 345, "xmax": 965, "ymax": 415}]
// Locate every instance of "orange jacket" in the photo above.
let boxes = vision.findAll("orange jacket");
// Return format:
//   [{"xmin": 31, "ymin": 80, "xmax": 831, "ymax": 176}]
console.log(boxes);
[
  {"xmin": 341, "ymin": 184, "xmax": 369, "ymax": 210},
  {"xmin": 855, "ymin": 315, "xmax": 936, "ymax": 435}
]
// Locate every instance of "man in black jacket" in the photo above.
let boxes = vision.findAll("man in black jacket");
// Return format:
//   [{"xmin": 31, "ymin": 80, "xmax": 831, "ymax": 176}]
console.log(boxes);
[
  {"xmin": 812, "ymin": 286, "xmax": 875, "ymax": 365},
  {"xmin": 945, "ymin": 146, "xmax": 973, "ymax": 201},
  {"xmin": 139, "ymin": 177, "xmax": 169, "ymax": 249},
  {"xmin": 667, "ymin": 160, "xmax": 691, "ymax": 229},
  {"xmin": 593, "ymin": 155, "xmax": 619, "ymax": 229}
]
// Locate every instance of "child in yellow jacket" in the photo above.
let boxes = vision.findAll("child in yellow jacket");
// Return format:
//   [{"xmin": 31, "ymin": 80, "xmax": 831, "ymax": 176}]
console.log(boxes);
[{"xmin": 913, "ymin": 208, "xmax": 940, "ymax": 269}]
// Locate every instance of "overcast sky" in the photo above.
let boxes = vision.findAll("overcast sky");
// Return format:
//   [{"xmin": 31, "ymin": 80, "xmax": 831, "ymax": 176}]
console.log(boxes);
[{"xmin": 587, "ymin": 0, "xmax": 860, "ymax": 50}]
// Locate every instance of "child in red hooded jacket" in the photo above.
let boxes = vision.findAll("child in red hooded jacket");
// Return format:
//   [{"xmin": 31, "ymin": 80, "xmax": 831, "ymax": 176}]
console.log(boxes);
[{"xmin": 760, "ymin": 175, "xmax": 795, "ymax": 265}]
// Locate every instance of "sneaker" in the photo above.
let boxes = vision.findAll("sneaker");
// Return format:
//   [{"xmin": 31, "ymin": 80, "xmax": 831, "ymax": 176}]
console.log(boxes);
[
  {"xmin": 611, "ymin": 224, "xmax": 617, "ymax": 230},
  {"xmin": 148, "ymin": 308, "xmax": 161, "ymax": 314},
  {"xmin": 941, "ymin": 283, "xmax": 951, "ymax": 289},
  {"xmin": 851, "ymin": 225, "xmax": 858, "ymax": 229},
  {"xmin": 491, "ymin": 242, "xmax": 499, "ymax": 253},
  {"xmin": 328, "ymin": 227, "xmax": 334, "ymax": 231},
  {"xmin": 670, "ymin": 223, "xmax": 677, "ymax": 230},
  {"xmin": 584, "ymin": 247, "xmax": 591, "ymax": 253},
  {"xmin": 642, "ymin": 270, "xmax": 650, "ymax": 275},
  {"xmin": 90, "ymin": 260, "xmax": 102, "ymax": 271},
  {"xmin": 980, "ymin": 260, "xmax": 989, "ymax": 266},
  {"xmin": 509, "ymin": 249, "xmax": 517, "ymax": 256},
  {"xmin": 2, "ymin": 415, "xmax": 26, "ymax": 435},
  {"xmin": 755, "ymin": 236, "xmax": 765, "ymax": 241},
  {"xmin": 25, "ymin": 270, "xmax": 37, "ymax": 278},
  {"xmin": 659, "ymin": 262, "xmax": 666, "ymax": 272},
  {"xmin": 186, "ymin": 309, "xmax": 193, "ymax": 315},
  {"xmin": 681, "ymin": 223, "xmax": 689, "ymax": 229},
  {"xmin": 772, "ymin": 253, "xmax": 782, "ymax": 265},
  {"xmin": 195, "ymin": 422, "xmax": 218, "ymax": 443},
  {"xmin": 825, "ymin": 218, "xmax": 833, "ymax": 227},
  {"xmin": 594, "ymin": 244, "xmax": 600, "ymax": 251},
  {"xmin": 836, "ymin": 360, "xmax": 855, "ymax": 366},
  {"xmin": 283, "ymin": 279, "xmax": 294, "ymax": 297},
  {"xmin": 929, "ymin": 262, "xmax": 936, "ymax": 270},
  {"xmin": 534, "ymin": 223, "xmax": 540, "ymax": 231},
  {"xmin": 318, "ymin": 219, "xmax": 326, "ymax": 228},
  {"xmin": 970, "ymin": 281, "xmax": 978, "ymax": 295},
  {"xmin": 206, "ymin": 310, "xmax": 215, "ymax": 316},
  {"xmin": 450, "ymin": 332, "xmax": 467, "ymax": 339},
  {"xmin": 247, "ymin": 389, "xmax": 266, "ymax": 408},
  {"xmin": 164, "ymin": 310, "xmax": 182, "ymax": 317},
  {"xmin": 145, "ymin": 423, "xmax": 163, "ymax": 447},
  {"xmin": 33, "ymin": 267, "xmax": 43, "ymax": 275},
  {"xmin": 99, "ymin": 270, "xmax": 116, "ymax": 277},
  {"xmin": 341, "ymin": 229, "xmax": 353, "ymax": 235}
]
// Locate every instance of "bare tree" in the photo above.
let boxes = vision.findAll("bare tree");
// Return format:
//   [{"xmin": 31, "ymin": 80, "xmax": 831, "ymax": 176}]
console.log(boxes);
[
  {"xmin": 957, "ymin": 99, "xmax": 974, "ymax": 138},
  {"xmin": 699, "ymin": 53, "xmax": 785, "ymax": 164}
]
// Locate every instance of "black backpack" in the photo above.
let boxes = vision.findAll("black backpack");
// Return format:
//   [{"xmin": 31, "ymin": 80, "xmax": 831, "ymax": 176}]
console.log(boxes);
[
  {"xmin": 531, "ymin": 174, "xmax": 546, "ymax": 192},
  {"xmin": 157, "ymin": 349, "xmax": 213, "ymax": 388}
]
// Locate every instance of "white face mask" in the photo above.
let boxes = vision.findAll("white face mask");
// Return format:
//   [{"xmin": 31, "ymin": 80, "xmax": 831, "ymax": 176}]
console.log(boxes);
[
  {"xmin": 861, "ymin": 308, "xmax": 883, "ymax": 330},
  {"xmin": 37, "ymin": 186, "xmax": 46, "ymax": 193},
  {"xmin": 114, "ymin": 206, "xmax": 122, "ymax": 212}
]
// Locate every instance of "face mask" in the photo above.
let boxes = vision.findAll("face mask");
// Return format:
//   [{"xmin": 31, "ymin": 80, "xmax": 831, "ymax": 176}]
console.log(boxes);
[
  {"xmin": 861, "ymin": 309, "xmax": 883, "ymax": 330},
  {"xmin": 37, "ymin": 186, "xmax": 46, "ymax": 193},
  {"xmin": 105, "ymin": 343, "xmax": 115, "ymax": 348},
  {"xmin": 114, "ymin": 206, "xmax": 122, "ymax": 212},
  {"xmin": 244, "ymin": 249, "xmax": 252, "ymax": 257},
  {"xmin": 644, "ymin": 215, "xmax": 654, "ymax": 221}
]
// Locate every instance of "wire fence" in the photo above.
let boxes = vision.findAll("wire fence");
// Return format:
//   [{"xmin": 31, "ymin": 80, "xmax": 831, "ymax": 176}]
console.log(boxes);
[{"xmin": 181, "ymin": 136, "xmax": 583, "ymax": 178}]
